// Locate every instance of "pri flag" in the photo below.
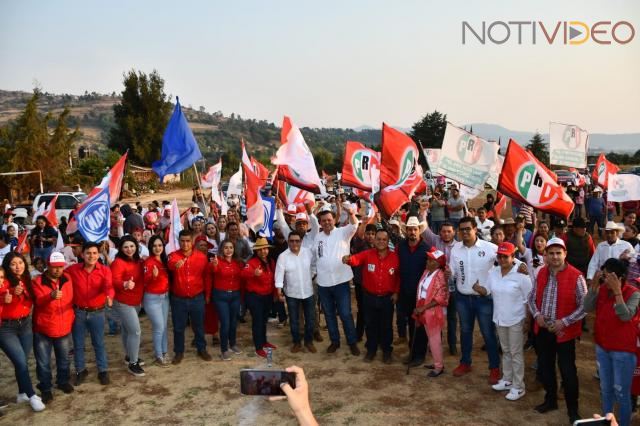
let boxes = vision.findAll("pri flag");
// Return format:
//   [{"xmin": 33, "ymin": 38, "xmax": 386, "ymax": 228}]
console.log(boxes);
[
  {"xmin": 436, "ymin": 123, "xmax": 499, "ymax": 189},
  {"xmin": 165, "ymin": 198, "xmax": 183, "ymax": 254},
  {"xmin": 423, "ymin": 148, "xmax": 441, "ymax": 173},
  {"xmin": 375, "ymin": 123, "xmax": 424, "ymax": 217},
  {"xmin": 152, "ymin": 97, "xmax": 203, "ymax": 182},
  {"xmin": 241, "ymin": 142, "xmax": 265, "ymax": 232},
  {"xmin": 273, "ymin": 178, "xmax": 315, "ymax": 208},
  {"xmin": 42, "ymin": 193, "xmax": 59, "ymax": 227},
  {"xmin": 341, "ymin": 141, "xmax": 381, "ymax": 191},
  {"xmin": 201, "ymin": 160, "xmax": 222, "ymax": 189},
  {"xmin": 592, "ymin": 153, "xmax": 620, "ymax": 189},
  {"xmin": 272, "ymin": 116, "xmax": 325, "ymax": 194},
  {"xmin": 498, "ymin": 139, "xmax": 574, "ymax": 218},
  {"xmin": 75, "ymin": 186, "xmax": 111, "ymax": 242},
  {"xmin": 549, "ymin": 122, "xmax": 588, "ymax": 168},
  {"xmin": 607, "ymin": 174, "xmax": 640, "ymax": 202}
]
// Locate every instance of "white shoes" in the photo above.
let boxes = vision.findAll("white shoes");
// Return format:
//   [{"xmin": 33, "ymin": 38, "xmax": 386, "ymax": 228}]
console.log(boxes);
[
  {"xmin": 505, "ymin": 388, "xmax": 526, "ymax": 401},
  {"xmin": 491, "ymin": 379, "xmax": 512, "ymax": 391},
  {"xmin": 16, "ymin": 393, "xmax": 46, "ymax": 411}
]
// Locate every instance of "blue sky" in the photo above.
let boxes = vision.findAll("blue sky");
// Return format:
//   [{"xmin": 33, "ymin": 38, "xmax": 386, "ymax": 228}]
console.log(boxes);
[{"xmin": 1, "ymin": 0, "xmax": 639, "ymax": 133}]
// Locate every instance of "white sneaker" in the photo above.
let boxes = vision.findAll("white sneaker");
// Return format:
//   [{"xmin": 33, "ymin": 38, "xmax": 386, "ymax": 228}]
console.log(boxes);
[
  {"xmin": 505, "ymin": 388, "xmax": 525, "ymax": 401},
  {"xmin": 16, "ymin": 393, "xmax": 29, "ymax": 403},
  {"xmin": 29, "ymin": 395, "xmax": 46, "ymax": 412},
  {"xmin": 491, "ymin": 379, "xmax": 512, "ymax": 391}
]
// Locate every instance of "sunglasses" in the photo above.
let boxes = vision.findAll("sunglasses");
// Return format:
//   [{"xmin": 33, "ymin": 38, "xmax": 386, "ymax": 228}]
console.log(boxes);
[{"xmin": 458, "ymin": 227, "xmax": 473, "ymax": 232}]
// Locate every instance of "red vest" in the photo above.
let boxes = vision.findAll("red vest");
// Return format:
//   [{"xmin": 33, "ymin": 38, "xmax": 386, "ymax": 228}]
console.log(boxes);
[
  {"xmin": 594, "ymin": 283, "xmax": 639, "ymax": 353},
  {"xmin": 535, "ymin": 264, "xmax": 584, "ymax": 343}
]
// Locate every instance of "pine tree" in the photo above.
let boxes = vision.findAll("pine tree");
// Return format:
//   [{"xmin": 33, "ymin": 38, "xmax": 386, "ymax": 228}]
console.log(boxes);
[
  {"xmin": 409, "ymin": 110, "xmax": 447, "ymax": 149},
  {"xmin": 108, "ymin": 70, "xmax": 172, "ymax": 164},
  {"xmin": 526, "ymin": 132, "xmax": 549, "ymax": 166}
]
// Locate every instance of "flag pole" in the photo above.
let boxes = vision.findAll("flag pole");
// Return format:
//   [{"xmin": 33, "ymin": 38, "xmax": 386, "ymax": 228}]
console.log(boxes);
[{"xmin": 192, "ymin": 163, "xmax": 209, "ymax": 217}]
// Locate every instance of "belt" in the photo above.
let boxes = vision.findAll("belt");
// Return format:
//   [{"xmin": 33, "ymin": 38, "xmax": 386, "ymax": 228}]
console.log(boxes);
[
  {"xmin": 74, "ymin": 305, "xmax": 104, "ymax": 312},
  {"xmin": 364, "ymin": 290, "xmax": 394, "ymax": 298},
  {"xmin": 2, "ymin": 315, "xmax": 30, "ymax": 324}
]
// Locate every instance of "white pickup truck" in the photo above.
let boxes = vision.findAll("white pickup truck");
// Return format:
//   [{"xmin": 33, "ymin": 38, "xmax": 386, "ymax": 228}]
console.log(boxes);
[{"xmin": 32, "ymin": 192, "xmax": 87, "ymax": 222}]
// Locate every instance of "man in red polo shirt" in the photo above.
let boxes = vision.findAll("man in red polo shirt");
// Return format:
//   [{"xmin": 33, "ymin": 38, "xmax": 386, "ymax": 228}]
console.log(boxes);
[
  {"xmin": 66, "ymin": 242, "xmax": 114, "ymax": 386},
  {"xmin": 168, "ymin": 229, "xmax": 212, "ymax": 364},
  {"xmin": 343, "ymin": 228, "xmax": 400, "ymax": 364},
  {"xmin": 32, "ymin": 252, "xmax": 75, "ymax": 403}
]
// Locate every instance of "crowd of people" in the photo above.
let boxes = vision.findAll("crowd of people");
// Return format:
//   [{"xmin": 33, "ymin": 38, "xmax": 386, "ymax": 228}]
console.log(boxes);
[{"xmin": 0, "ymin": 182, "xmax": 639, "ymax": 425}]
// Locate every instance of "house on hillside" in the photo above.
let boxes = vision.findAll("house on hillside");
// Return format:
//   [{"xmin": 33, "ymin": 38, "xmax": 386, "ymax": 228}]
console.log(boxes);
[{"xmin": 129, "ymin": 164, "xmax": 180, "ymax": 184}]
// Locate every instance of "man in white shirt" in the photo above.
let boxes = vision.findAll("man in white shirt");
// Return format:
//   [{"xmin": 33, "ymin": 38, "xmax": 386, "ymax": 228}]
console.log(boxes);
[
  {"xmin": 586, "ymin": 221, "xmax": 635, "ymax": 284},
  {"xmin": 448, "ymin": 216, "xmax": 501, "ymax": 385},
  {"xmin": 275, "ymin": 231, "xmax": 317, "ymax": 353},
  {"xmin": 313, "ymin": 206, "xmax": 360, "ymax": 355},
  {"xmin": 475, "ymin": 208, "xmax": 494, "ymax": 241}
]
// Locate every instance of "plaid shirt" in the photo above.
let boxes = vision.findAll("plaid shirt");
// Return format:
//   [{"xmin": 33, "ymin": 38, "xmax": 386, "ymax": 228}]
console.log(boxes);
[{"xmin": 528, "ymin": 265, "xmax": 588, "ymax": 327}]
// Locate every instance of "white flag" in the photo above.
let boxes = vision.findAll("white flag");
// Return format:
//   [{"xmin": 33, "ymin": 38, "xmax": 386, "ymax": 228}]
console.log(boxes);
[
  {"xmin": 423, "ymin": 148, "xmax": 442, "ymax": 174},
  {"xmin": 201, "ymin": 160, "xmax": 222, "ymax": 189},
  {"xmin": 486, "ymin": 154, "xmax": 505, "ymax": 190},
  {"xmin": 607, "ymin": 173, "xmax": 640, "ymax": 202},
  {"xmin": 549, "ymin": 122, "xmax": 588, "ymax": 168},
  {"xmin": 436, "ymin": 123, "xmax": 498, "ymax": 189},
  {"xmin": 165, "ymin": 198, "xmax": 183, "ymax": 255},
  {"xmin": 227, "ymin": 163, "xmax": 243, "ymax": 197}
]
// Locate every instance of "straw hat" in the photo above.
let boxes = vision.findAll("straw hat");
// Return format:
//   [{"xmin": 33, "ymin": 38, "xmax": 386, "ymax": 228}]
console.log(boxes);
[{"xmin": 253, "ymin": 237, "xmax": 273, "ymax": 250}]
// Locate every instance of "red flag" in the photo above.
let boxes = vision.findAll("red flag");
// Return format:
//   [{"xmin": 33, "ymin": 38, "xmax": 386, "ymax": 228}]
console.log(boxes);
[
  {"xmin": 242, "ymin": 142, "xmax": 264, "ymax": 231},
  {"xmin": 498, "ymin": 139, "xmax": 574, "ymax": 218},
  {"xmin": 251, "ymin": 157, "xmax": 270, "ymax": 183},
  {"xmin": 591, "ymin": 153, "xmax": 620, "ymax": 189},
  {"xmin": 42, "ymin": 193, "xmax": 59, "ymax": 228},
  {"xmin": 15, "ymin": 231, "xmax": 30, "ymax": 255},
  {"xmin": 375, "ymin": 124, "xmax": 424, "ymax": 217},
  {"xmin": 273, "ymin": 178, "xmax": 314, "ymax": 208},
  {"xmin": 87, "ymin": 151, "xmax": 128, "ymax": 204},
  {"xmin": 341, "ymin": 141, "xmax": 380, "ymax": 191},
  {"xmin": 487, "ymin": 192, "xmax": 507, "ymax": 219}
]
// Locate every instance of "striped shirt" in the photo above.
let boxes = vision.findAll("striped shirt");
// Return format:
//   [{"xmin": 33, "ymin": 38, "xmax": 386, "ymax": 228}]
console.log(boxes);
[{"xmin": 527, "ymin": 267, "xmax": 588, "ymax": 327}]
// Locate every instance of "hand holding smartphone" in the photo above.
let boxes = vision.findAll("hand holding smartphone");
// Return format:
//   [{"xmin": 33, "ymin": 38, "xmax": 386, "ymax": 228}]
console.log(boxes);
[{"xmin": 240, "ymin": 369, "xmax": 296, "ymax": 396}]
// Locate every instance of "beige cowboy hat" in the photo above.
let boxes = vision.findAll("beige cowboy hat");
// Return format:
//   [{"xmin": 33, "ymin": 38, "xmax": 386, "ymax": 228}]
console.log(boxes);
[
  {"xmin": 401, "ymin": 216, "xmax": 428, "ymax": 233},
  {"xmin": 253, "ymin": 237, "xmax": 273, "ymax": 250}
]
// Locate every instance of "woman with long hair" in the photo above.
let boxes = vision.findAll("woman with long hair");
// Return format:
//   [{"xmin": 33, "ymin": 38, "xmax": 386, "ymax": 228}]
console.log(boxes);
[
  {"xmin": 111, "ymin": 235, "xmax": 145, "ymax": 377},
  {"xmin": 205, "ymin": 222, "xmax": 220, "ymax": 256},
  {"xmin": 210, "ymin": 239, "xmax": 244, "ymax": 360},
  {"xmin": 0, "ymin": 254, "xmax": 45, "ymax": 411},
  {"xmin": 143, "ymin": 235, "xmax": 171, "ymax": 367}
]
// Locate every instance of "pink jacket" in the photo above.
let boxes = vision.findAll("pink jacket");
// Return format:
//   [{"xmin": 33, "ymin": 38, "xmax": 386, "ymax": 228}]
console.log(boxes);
[{"xmin": 412, "ymin": 268, "xmax": 449, "ymax": 333}]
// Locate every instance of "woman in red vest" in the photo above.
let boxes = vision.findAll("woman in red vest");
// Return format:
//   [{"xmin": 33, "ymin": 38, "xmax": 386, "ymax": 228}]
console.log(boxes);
[
  {"xmin": 584, "ymin": 258, "xmax": 640, "ymax": 426},
  {"xmin": 240, "ymin": 238, "xmax": 277, "ymax": 358},
  {"xmin": 0, "ymin": 253, "xmax": 45, "ymax": 411},
  {"xmin": 111, "ymin": 235, "xmax": 145, "ymax": 377}
]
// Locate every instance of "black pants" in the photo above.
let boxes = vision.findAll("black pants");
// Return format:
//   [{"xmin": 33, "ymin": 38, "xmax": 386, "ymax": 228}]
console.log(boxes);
[
  {"xmin": 363, "ymin": 292, "xmax": 394, "ymax": 354},
  {"xmin": 536, "ymin": 329, "xmax": 579, "ymax": 416},
  {"xmin": 354, "ymin": 281, "xmax": 365, "ymax": 340},
  {"xmin": 399, "ymin": 294, "xmax": 427, "ymax": 360},
  {"xmin": 245, "ymin": 292, "xmax": 273, "ymax": 351}
]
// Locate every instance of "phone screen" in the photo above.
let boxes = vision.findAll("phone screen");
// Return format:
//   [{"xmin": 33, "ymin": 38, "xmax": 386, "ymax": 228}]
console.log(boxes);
[
  {"xmin": 240, "ymin": 369, "xmax": 296, "ymax": 396},
  {"xmin": 573, "ymin": 419, "xmax": 610, "ymax": 426}
]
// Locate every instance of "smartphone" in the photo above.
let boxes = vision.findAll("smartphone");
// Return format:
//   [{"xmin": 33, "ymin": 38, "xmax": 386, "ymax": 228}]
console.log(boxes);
[
  {"xmin": 240, "ymin": 369, "xmax": 296, "ymax": 396},
  {"xmin": 573, "ymin": 418, "xmax": 610, "ymax": 426}
]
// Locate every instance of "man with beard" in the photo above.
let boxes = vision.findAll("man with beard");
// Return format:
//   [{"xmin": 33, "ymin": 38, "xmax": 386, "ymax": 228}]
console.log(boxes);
[{"xmin": 397, "ymin": 217, "xmax": 431, "ymax": 366}]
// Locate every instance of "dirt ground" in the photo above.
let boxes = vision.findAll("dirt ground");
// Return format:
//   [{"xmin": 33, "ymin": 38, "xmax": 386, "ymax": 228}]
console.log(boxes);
[{"xmin": 0, "ymin": 189, "xmax": 623, "ymax": 425}]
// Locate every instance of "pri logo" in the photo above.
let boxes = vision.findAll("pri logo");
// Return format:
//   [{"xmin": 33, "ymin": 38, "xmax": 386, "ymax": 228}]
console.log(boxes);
[
  {"xmin": 562, "ymin": 126, "xmax": 583, "ymax": 149},
  {"xmin": 457, "ymin": 134, "xmax": 483, "ymax": 164},
  {"xmin": 352, "ymin": 150, "xmax": 379, "ymax": 185},
  {"xmin": 76, "ymin": 187, "xmax": 110, "ymax": 242},
  {"xmin": 394, "ymin": 148, "xmax": 416, "ymax": 186},
  {"xmin": 515, "ymin": 162, "xmax": 560, "ymax": 208}
]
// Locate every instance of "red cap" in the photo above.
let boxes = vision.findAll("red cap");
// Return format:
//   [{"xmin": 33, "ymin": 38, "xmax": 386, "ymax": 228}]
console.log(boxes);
[
  {"xmin": 426, "ymin": 247, "xmax": 447, "ymax": 268},
  {"xmin": 194, "ymin": 235, "xmax": 214, "ymax": 250},
  {"xmin": 497, "ymin": 242, "xmax": 516, "ymax": 256}
]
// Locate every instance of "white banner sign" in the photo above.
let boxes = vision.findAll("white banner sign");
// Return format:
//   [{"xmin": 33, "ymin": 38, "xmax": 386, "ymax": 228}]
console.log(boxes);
[
  {"xmin": 486, "ymin": 153, "xmax": 504, "ymax": 190},
  {"xmin": 607, "ymin": 173, "xmax": 640, "ymax": 202},
  {"xmin": 549, "ymin": 122, "xmax": 588, "ymax": 168},
  {"xmin": 436, "ymin": 123, "xmax": 499, "ymax": 189},
  {"xmin": 424, "ymin": 148, "xmax": 441, "ymax": 173}
]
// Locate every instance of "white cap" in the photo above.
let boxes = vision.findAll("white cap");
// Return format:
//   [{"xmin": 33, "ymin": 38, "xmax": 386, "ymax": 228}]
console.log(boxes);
[
  {"xmin": 48, "ymin": 251, "xmax": 66, "ymax": 267},
  {"xmin": 295, "ymin": 212, "xmax": 309, "ymax": 223},
  {"xmin": 546, "ymin": 237, "xmax": 566, "ymax": 250},
  {"xmin": 286, "ymin": 204, "xmax": 297, "ymax": 215},
  {"xmin": 593, "ymin": 187, "xmax": 603, "ymax": 193}
]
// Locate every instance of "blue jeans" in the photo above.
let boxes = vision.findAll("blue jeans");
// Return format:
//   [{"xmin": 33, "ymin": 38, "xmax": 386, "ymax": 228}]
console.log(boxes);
[
  {"xmin": 106, "ymin": 306, "xmax": 120, "ymax": 334},
  {"xmin": 72, "ymin": 308, "xmax": 108, "ymax": 373},
  {"xmin": 113, "ymin": 300, "xmax": 141, "ymax": 362},
  {"xmin": 34, "ymin": 332, "xmax": 72, "ymax": 392},
  {"xmin": 456, "ymin": 294, "xmax": 500, "ymax": 369},
  {"xmin": 143, "ymin": 292, "xmax": 169, "ymax": 358},
  {"xmin": 286, "ymin": 295, "xmax": 316, "ymax": 344},
  {"xmin": 318, "ymin": 282, "xmax": 357, "ymax": 346},
  {"xmin": 212, "ymin": 289, "xmax": 240, "ymax": 352},
  {"xmin": 596, "ymin": 345, "xmax": 636, "ymax": 426},
  {"xmin": 33, "ymin": 246, "xmax": 54, "ymax": 263},
  {"xmin": 171, "ymin": 293, "xmax": 206, "ymax": 354},
  {"xmin": 0, "ymin": 316, "xmax": 35, "ymax": 396},
  {"xmin": 245, "ymin": 292, "xmax": 272, "ymax": 351}
]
